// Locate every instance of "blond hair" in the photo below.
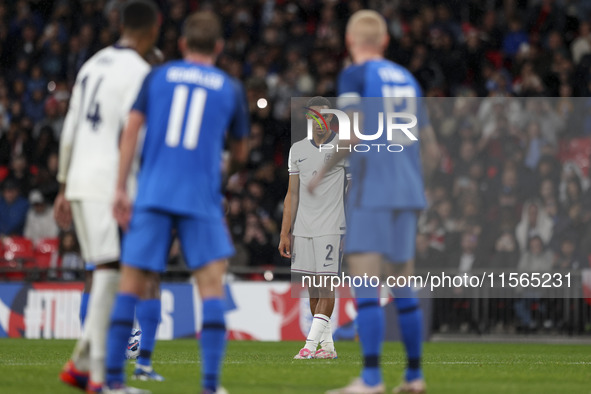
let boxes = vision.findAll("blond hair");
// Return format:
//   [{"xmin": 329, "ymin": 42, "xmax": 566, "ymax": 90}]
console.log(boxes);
[{"xmin": 346, "ymin": 10, "xmax": 387, "ymax": 48}]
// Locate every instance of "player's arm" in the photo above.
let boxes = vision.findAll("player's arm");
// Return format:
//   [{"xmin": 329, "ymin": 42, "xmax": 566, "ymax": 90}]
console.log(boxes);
[
  {"xmin": 113, "ymin": 109, "xmax": 144, "ymax": 230},
  {"xmin": 227, "ymin": 78, "xmax": 250, "ymax": 176},
  {"xmin": 113, "ymin": 70, "xmax": 152, "ymax": 229},
  {"xmin": 278, "ymin": 174, "xmax": 299, "ymax": 258},
  {"xmin": 54, "ymin": 75, "xmax": 83, "ymax": 229},
  {"xmin": 228, "ymin": 138, "xmax": 248, "ymax": 175}
]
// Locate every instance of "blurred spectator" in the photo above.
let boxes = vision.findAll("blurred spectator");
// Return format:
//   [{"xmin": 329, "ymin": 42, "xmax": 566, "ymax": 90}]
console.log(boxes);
[
  {"xmin": 59, "ymin": 230, "xmax": 84, "ymax": 281},
  {"xmin": 243, "ymin": 213, "xmax": 274, "ymax": 265},
  {"xmin": 516, "ymin": 201, "xmax": 553, "ymax": 252},
  {"xmin": 571, "ymin": 22, "xmax": 591, "ymax": 65},
  {"xmin": 490, "ymin": 231, "xmax": 520, "ymax": 269},
  {"xmin": 447, "ymin": 231, "xmax": 482, "ymax": 273},
  {"xmin": 553, "ymin": 236, "xmax": 583, "ymax": 270},
  {"xmin": 6, "ymin": 154, "xmax": 32, "ymax": 195},
  {"xmin": 518, "ymin": 235, "xmax": 554, "ymax": 272},
  {"xmin": 23, "ymin": 189, "xmax": 58, "ymax": 243},
  {"xmin": 0, "ymin": 179, "xmax": 29, "ymax": 236},
  {"xmin": 415, "ymin": 232, "xmax": 444, "ymax": 271},
  {"xmin": 0, "ymin": 0, "xmax": 591, "ymax": 276}
]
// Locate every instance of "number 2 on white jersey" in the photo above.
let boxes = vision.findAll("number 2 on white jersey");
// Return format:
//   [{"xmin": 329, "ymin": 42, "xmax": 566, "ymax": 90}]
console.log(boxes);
[{"xmin": 165, "ymin": 85, "xmax": 207, "ymax": 150}]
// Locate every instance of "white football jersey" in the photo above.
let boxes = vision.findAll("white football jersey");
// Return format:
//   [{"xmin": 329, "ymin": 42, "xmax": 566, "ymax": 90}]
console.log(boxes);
[
  {"xmin": 288, "ymin": 133, "xmax": 347, "ymax": 237},
  {"xmin": 58, "ymin": 46, "xmax": 150, "ymax": 202}
]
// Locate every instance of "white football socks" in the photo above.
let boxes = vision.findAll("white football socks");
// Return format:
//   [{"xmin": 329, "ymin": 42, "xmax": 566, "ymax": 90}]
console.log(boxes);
[
  {"xmin": 87, "ymin": 269, "xmax": 120, "ymax": 384},
  {"xmin": 304, "ymin": 314, "xmax": 330, "ymax": 351},
  {"xmin": 71, "ymin": 328, "xmax": 91, "ymax": 371},
  {"xmin": 319, "ymin": 320, "xmax": 335, "ymax": 352}
]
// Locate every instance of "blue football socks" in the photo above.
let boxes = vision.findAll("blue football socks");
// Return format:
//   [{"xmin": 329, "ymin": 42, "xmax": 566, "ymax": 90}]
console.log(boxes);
[
  {"xmin": 136, "ymin": 298, "xmax": 161, "ymax": 368},
  {"xmin": 200, "ymin": 298, "xmax": 227, "ymax": 392},
  {"xmin": 79, "ymin": 291, "xmax": 90, "ymax": 326},
  {"xmin": 393, "ymin": 286, "xmax": 423, "ymax": 382},
  {"xmin": 106, "ymin": 293, "xmax": 139, "ymax": 387},
  {"xmin": 356, "ymin": 290, "xmax": 384, "ymax": 387}
]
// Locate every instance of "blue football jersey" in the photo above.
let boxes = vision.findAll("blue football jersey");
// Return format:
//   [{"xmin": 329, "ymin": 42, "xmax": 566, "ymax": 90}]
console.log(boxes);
[
  {"xmin": 337, "ymin": 59, "xmax": 427, "ymax": 210},
  {"xmin": 132, "ymin": 60, "xmax": 249, "ymax": 217}
]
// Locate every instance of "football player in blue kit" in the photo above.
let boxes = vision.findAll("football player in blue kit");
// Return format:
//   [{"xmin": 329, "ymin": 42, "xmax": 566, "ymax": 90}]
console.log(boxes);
[
  {"xmin": 103, "ymin": 11, "xmax": 249, "ymax": 394},
  {"xmin": 310, "ymin": 10, "xmax": 439, "ymax": 394}
]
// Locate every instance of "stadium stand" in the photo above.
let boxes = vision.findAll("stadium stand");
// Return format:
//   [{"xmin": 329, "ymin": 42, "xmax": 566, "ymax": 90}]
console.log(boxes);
[{"xmin": 0, "ymin": 0, "xmax": 591, "ymax": 333}]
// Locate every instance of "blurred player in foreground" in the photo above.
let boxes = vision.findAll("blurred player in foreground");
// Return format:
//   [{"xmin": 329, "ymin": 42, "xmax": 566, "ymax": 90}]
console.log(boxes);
[
  {"xmin": 279, "ymin": 96, "xmax": 347, "ymax": 359},
  {"xmin": 310, "ymin": 10, "xmax": 439, "ymax": 394},
  {"xmin": 104, "ymin": 11, "xmax": 249, "ymax": 394},
  {"xmin": 55, "ymin": 1, "xmax": 160, "ymax": 391},
  {"xmin": 77, "ymin": 44, "xmax": 169, "ymax": 383}
]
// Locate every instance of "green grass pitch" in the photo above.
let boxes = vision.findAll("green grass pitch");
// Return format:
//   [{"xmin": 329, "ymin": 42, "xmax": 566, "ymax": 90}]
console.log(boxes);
[{"xmin": 0, "ymin": 339, "xmax": 590, "ymax": 393}]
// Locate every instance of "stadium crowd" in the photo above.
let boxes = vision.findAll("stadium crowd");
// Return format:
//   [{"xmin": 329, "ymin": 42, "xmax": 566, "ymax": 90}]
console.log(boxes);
[{"xmin": 1, "ymin": 0, "xmax": 591, "ymax": 314}]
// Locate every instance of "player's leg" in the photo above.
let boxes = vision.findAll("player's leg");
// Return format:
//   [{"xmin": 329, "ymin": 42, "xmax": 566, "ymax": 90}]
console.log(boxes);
[
  {"xmin": 352, "ymin": 253, "xmax": 384, "ymax": 387},
  {"xmin": 300, "ymin": 282, "xmax": 329, "ymax": 356},
  {"xmin": 104, "ymin": 265, "xmax": 150, "ymax": 391},
  {"xmin": 193, "ymin": 260, "xmax": 227, "ymax": 394},
  {"xmin": 387, "ymin": 211, "xmax": 425, "ymax": 394},
  {"xmin": 87, "ymin": 261, "xmax": 120, "ymax": 391},
  {"xmin": 327, "ymin": 209, "xmax": 386, "ymax": 393},
  {"xmin": 79, "ymin": 264, "xmax": 94, "ymax": 326},
  {"xmin": 328, "ymin": 252, "xmax": 385, "ymax": 394},
  {"xmin": 316, "ymin": 235, "xmax": 342, "ymax": 358},
  {"xmin": 61, "ymin": 201, "xmax": 121, "ymax": 392},
  {"xmin": 105, "ymin": 209, "xmax": 171, "ymax": 393},
  {"xmin": 291, "ymin": 236, "xmax": 319, "ymax": 359},
  {"xmin": 79, "ymin": 201, "xmax": 122, "ymax": 391},
  {"xmin": 309, "ymin": 293, "xmax": 319, "ymax": 316},
  {"xmin": 177, "ymin": 214, "xmax": 234, "ymax": 393},
  {"xmin": 312, "ymin": 283, "xmax": 336, "ymax": 358},
  {"xmin": 133, "ymin": 272, "xmax": 164, "ymax": 381}
]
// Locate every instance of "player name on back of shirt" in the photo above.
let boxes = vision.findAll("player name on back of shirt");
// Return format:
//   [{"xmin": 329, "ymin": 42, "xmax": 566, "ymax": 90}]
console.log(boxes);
[{"xmin": 166, "ymin": 66, "xmax": 224, "ymax": 90}]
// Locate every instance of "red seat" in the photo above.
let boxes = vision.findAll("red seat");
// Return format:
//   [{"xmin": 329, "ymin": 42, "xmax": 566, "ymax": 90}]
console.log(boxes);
[
  {"xmin": 36, "ymin": 238, "xmax": 59, "ymax": 254},
  {"xmin": 33, "ymin": 238, "xmax": 60, "ymax": 270},
  {"xmin": 3, "ymin": 237, "xmax": 35, "ymax": 261}
]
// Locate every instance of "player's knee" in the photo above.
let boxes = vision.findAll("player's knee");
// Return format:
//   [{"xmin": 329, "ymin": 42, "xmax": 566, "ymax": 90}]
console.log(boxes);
[
  {"xmin": 145, "ymin": 272, "xmax": 161, "ymax": 299},
  {"xmin": 119, "ymin": 265, "xmax": 150, "ymax": 297}
]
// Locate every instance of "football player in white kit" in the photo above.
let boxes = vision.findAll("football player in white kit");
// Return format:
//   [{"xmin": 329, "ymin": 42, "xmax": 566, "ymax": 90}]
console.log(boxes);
[
  {"xmin": 54, "ymin": 1, "xmax": 159, "ymax": 392},
  {"xmin": 279, "ymin": 96, "xmax": 348, "ymax": 359}
]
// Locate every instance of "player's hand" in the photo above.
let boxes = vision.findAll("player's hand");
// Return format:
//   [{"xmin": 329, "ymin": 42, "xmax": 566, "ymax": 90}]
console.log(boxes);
[
  {"xmin": 113, "ymin": 189, "xmax": 132, "ymax": 231},
  {"xmin": 278, "ymin": 233, "xmax": 292, "ymax": 258},
  {"xmin": 53, "ymin": 192, "xmax": 72, "ymax": 230}
]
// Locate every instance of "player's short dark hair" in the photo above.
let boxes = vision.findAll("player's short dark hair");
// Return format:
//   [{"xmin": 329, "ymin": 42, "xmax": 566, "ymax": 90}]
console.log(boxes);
[
  {"xmin": 306, "ymin": 96, "xmax": 331, "ymax": 108},
  {"xmin": 121, "ymin": 0, "xmax": 159, "ymax": 31},
  {"xmin": 182, "ymin": 11, "xmax": 222, "ymax": 54}
]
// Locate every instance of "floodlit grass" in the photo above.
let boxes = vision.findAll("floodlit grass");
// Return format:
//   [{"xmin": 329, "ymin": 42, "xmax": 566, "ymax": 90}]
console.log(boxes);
[{"xmin": 1, "ymin": 339, "xmax": 590, "ymax": 393}]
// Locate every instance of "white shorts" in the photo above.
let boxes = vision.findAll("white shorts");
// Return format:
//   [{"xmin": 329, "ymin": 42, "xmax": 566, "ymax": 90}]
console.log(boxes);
[
  {"xmin": 291, "ymin": 235, "xmax": 343, "ymax": 275},
  {"xmin": 70, "ymin": 200, "xmax": 120, "ymax": 264}
]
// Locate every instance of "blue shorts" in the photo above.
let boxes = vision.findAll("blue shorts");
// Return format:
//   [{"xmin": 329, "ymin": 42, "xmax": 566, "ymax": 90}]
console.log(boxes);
[
  {"xmin": 121, "ymin": 208, "xmax": 234, "ymax": 273},
  {"xmin": 344, "ymin": 208, "xmax": 417, "ymax": 263}
]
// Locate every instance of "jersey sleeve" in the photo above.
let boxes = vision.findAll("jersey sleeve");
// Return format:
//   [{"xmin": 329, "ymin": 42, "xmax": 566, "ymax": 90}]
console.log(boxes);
[
  {"xmin": 122, "ymin": 63, "xmax": 150, "ymax": 123},
  {"xmin": 337, "ymin": 64, "xmax": 364, "ymax": 111},
  {"xmin": 228, "ymin": 78, "xmax": 250, "ymax": 140},
  {"xmin": 288, "ymin": 147, "xmax": 299, "ymax": 175},
  {"xmin": 57, "ymin": 73, "xmax": 83, "ymax": 184},
  {"xmin": 131, "ymin": 69, "xmax": 155, "ymax": 115}
]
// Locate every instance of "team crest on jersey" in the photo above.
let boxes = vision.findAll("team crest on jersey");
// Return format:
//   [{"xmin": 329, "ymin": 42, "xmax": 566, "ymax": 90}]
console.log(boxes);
[{"xmin": 324, "ymin": 153, "xmax": 333, "ymax": 163}]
